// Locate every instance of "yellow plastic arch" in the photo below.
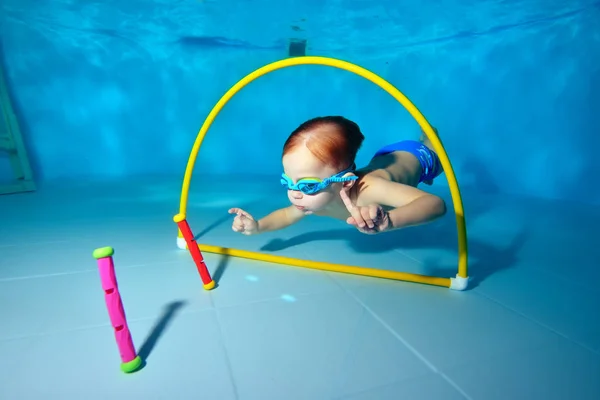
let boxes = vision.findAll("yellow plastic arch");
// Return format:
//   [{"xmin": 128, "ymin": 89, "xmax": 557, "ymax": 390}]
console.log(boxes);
[{"xmin": 176, "ymin": 56, "xmax": 469, "ymax": 290}]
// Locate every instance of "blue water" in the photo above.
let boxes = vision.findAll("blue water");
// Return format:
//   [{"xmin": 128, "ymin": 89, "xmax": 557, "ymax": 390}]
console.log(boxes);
[
  {"xmin": 1, "ymin": 0, "xmax": 599, "ymax": 202},
  {"xmin": 1, "ymin": 1, "xmax": 600, "ymax": 399}
]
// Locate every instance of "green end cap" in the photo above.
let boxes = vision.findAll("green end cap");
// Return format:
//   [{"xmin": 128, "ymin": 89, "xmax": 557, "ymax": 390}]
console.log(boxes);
[
  {"xmin": 121, "ymin": 356, "xmax": 143, "ymax": 373},
  {"xmin": 92, "ymin": 246, "xmax": 114, "ymax": 259}
]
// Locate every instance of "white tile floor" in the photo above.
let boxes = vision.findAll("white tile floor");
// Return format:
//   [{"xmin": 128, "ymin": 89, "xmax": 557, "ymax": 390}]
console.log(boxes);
[{"xmin": 0, "ymin": 175, "xmax": 599, "ymax": 400}]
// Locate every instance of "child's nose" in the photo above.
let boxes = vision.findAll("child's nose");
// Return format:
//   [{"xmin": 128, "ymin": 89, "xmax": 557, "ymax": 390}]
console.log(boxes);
[{"xmin": 291, "ymin": 191, "xmax": 303, "ymax": 199}]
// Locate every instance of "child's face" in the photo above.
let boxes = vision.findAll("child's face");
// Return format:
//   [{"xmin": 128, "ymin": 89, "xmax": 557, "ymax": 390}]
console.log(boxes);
[{"xmin": 281, "ymin": 145, "xmax": 344, "ymax": 214}]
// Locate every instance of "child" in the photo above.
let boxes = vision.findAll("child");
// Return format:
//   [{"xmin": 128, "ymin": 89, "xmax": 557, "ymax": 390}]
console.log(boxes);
[{"xmin": 229, "ymin": 116, "xmax": 447, "ymax": 235}]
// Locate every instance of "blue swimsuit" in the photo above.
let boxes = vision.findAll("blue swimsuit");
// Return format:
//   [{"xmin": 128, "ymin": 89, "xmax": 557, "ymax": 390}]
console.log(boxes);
[{"xmin": 373, "ymin": 140, "xmax": 443, "ymax": 183}]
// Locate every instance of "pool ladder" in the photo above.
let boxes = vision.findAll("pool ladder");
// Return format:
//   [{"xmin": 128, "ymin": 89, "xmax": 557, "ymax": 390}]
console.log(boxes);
[{"xmin": 0, "ymin": 63, "xmax": 35, "ymax": 195}]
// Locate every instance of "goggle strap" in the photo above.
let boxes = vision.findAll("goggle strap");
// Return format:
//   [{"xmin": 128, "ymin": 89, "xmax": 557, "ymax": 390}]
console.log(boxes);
[{"xmin": 328, "ymin": 176, "xmax": 358, "ymax": 183}]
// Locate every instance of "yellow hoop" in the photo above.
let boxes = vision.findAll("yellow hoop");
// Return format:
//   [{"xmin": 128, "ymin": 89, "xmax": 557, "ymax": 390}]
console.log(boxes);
[{"xmin": 176, "ymin": 56, "xmax": 469, "ymax": 290}]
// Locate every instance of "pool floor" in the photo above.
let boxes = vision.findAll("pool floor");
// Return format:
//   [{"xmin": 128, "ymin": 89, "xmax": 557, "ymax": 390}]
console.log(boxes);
[{"xmin": 1, "ymin": 175, "xmax": 598, "ymax": 400}]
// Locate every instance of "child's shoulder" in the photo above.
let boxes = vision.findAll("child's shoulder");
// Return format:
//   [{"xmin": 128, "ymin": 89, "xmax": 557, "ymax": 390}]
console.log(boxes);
[
  {"xmin": 352, "ymin": 172, "xmax": 390, "ymax": 206},
  {"xmin": 353, "ymin": 171, "xmax": 422, "ymax": 209}
]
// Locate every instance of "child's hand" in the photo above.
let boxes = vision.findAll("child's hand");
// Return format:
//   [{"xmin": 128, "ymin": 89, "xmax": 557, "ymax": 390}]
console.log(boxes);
[
  {"xmin": 340, "ymin": 189, "xmax": 390, "ymax": 234},
  {"xmin": 228, "ymin": 208, "xmax": 259, "ymax": 235}
]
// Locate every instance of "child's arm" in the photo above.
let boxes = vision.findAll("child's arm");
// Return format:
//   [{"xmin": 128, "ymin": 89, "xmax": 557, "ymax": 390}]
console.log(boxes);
[
  {"xmin": 357, "ymin": 178, "xmax": 446, "ymax": 231},
  {"xmin": 386, "ymin": 194, "xmax": 446, "ymax": 229},
  {"xmin": 257, "ymin": 205, "xmax": 306, "ymax": 233}
]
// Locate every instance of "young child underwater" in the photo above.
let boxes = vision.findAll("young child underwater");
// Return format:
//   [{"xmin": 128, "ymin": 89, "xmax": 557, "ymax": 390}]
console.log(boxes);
[{"xmin": 229, "ymin": 116, "xmax": 447, "ymax": 235}]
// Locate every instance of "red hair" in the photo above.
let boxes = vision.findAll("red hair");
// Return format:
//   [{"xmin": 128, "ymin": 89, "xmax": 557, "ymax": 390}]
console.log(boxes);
[{"xmin": 282, "ymin": 116, "xmax": 365, "ymax": 171}]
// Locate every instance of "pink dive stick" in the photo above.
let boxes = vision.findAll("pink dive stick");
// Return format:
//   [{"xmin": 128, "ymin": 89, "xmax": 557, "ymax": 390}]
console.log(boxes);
[{"xmin": 93, "ymin": 246, "xmax": 142, "ymax": 373}]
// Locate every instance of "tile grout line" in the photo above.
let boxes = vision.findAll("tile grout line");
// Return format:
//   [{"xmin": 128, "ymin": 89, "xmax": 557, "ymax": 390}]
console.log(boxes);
[
  {"xmin": 327, "ymin": 306, "xmax": 379, "ymax": 398},
  {"xmin": 0, "ymin": 322, "xmax": 114, "ymax": 342},
  {"xmin": 527, "ymin": 264, "xmax": 598, "ymax": 292},
  {"xmin": 0, "ymin": 268, "xmax": 99, "ymax": 282},
  {"xmin": 474, "ymin": 290, "xmax": 600, "ymax": 356},
  {"xmin": 392, "ymin": 248, "xmax": 426, "ymax": 265},
  {"xmin": 212, "ymin": 283, "xmax": 343, "ymax": 311},
  {"xmin": 211, "ymin": 295, "xmax": 241, "ymax": 400},
  {"xmin": 0, "ymin": 260, "xmax": 187, "ymax": 282},
  {"xmin": 0, "ymin": 240, "xmax": 71, "ymax": 248},
  {"xmin": 336, "ymin": 283, "xmax": 473, "ymax": 400},
  {"xmin": 0, "ymin": 306, "xmax": 216, "ymax": 342},
  {"xmin": 390, "ymin": 245, "xmax": 600, "ymax": 356}
]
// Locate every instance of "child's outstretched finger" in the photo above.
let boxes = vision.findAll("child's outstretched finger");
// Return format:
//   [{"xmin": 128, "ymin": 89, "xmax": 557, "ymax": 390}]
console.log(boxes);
[
  {"xmin": 229, "ymin": 208, "xmax": 252, "ymax": 219},
  {"xmin": 339, "ymin": 189, "xmax": 353, "ymax": 210},
  {"xmin": 340, "ymin": 189, "xmax": 366, "ymax": 228}
]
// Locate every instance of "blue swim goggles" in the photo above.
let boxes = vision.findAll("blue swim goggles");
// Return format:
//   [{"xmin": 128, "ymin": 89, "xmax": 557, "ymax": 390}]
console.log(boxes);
[{"xmin": 280, "ymin": 164, "xmax": 357, "ymax": 195}]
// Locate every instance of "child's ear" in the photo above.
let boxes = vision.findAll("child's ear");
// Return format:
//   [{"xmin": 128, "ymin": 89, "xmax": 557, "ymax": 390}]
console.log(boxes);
[{"xmin": 342, "ymin": 173, "xmax": 357, "ymax": 189}]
